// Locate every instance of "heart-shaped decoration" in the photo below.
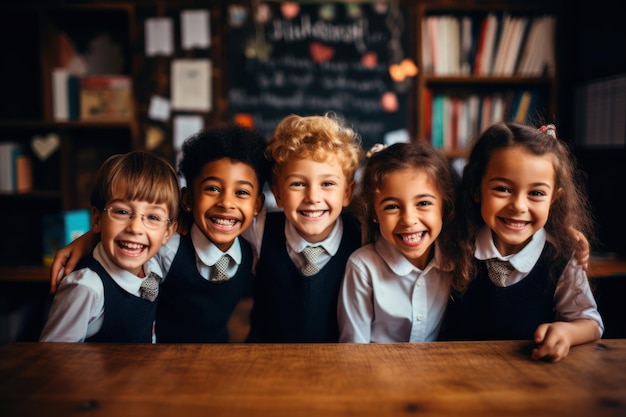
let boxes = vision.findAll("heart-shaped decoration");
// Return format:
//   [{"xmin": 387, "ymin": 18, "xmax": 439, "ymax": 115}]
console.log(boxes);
[
  {"xmin": 31, "ymin": 133, "xmax": 60, "ymax": 161},
  {"xmin": 389, "ymin": 59, "xmax": 419, "ymax": 82},
  {"xmin": 381, "ymin": 91, "xmax": 399, "ymax": 113},
  {"xmin": 361, "ymin": 52, "xmax": 378, "ymax": 68},
  {"xmin": 280, "ymin": 2, "xmax": 300, "ymax": 19},
  {"xmin": 309, "ymin": 42, "xmax": 334, "ymax": 64}
]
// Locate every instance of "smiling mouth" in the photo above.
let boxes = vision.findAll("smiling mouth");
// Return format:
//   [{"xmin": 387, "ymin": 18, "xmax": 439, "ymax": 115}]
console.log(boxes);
[
  {"xmin": 212, "ymin": 218, "xmax": 238, "ymax": 226},
  {"xmin": 117, "ymin": 241, "xmax": 147, "ymax": 252},
  {"xmin": 399, "ymin": 231, "xmax": 426, "ymax": 242},
  {"xmin": 300, "ymin": 210, "xmax": 326, "ymax": 218},
  {"xmin": 501, "ymin": 218, "xmax": 530, "ymax": 227}
]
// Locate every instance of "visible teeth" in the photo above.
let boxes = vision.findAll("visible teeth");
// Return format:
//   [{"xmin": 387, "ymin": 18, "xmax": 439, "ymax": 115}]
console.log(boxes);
[
  {"xmin": 508, "ymin": 221, "xmax": 527, "ymax": 227},
  {"xmin": 214, "ymin": 218, "xmax": 237, "ymax": 226},
  {"xmin": 401, "ymin": 232, "xmax": 425, "ymax": 242},
  {"xmin": 302, "ymin": 210, "xmax": 324, "ymax": 218},
  {"xmin": 120, "ymin": 242, "xmax": 144, "ymax": 249}
]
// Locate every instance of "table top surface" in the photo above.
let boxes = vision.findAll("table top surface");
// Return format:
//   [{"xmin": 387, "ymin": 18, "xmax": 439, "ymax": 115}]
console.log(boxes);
[{"xmin": 1, "ymin": 340, "xmax": 625, "ymax": 417}]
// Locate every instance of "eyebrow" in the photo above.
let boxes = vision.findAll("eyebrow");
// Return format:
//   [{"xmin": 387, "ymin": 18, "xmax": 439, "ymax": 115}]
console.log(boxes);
[
  {"xmin": 378, "ymin": 193, "xmax": 438, "ymax": 204},
  {"xmin": 284, "ymin": 173, "xmax": 342, "ymax": 181},
  {"xmin": 487, "ymin": 177, "xmax": 552, "ymax": 189},
  {"xmin": 201, "ymin": 176, "xmax": 257, "ymax": 189}
]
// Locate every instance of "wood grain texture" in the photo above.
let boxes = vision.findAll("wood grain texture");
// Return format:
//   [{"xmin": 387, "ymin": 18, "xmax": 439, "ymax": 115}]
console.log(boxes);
[{"xmin": 1, "ymin": 340, "xmax": 625, "ymax": 417}]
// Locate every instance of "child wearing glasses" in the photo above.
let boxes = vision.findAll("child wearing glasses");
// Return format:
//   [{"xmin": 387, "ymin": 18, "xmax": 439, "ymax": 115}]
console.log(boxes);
[
  {"xmin": 48, "ymin": 125, "xmax": 270, "ymax": 343},
  {"xmin": 40, "ymin": 151, "xmax": 179, "ymax": 342}
]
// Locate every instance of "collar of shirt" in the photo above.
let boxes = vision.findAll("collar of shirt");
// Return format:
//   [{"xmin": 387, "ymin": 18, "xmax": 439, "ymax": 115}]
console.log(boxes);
[
  {"xmin": 285, "ymin": 215, "xmax": 343, "ymax": 256},
  {"xmin": 374, "ymin": 237, "xmax": 448, "ymax": 276},
  {"xmin": 474, "ymin": 226, "xmax": 546, "ymax": 273},
  {"xmin": 93, "ymin": 243, "xmax": 163, "ymax": 297},
  {"xmin": 190, "ymin": 223, "xmax": 242, "ymax": 267}
]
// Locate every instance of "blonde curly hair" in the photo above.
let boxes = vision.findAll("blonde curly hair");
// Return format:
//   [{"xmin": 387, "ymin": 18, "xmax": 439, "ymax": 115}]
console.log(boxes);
[{"xmin": 265, "ymin": 112, "xmax": 363, "ymax": 184}]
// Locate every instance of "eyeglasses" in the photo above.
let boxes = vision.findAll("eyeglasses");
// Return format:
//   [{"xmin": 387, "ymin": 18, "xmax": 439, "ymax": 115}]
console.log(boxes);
[{"xmin": 103, "ymin": 206, "xmax": 172, "ymax": 230}]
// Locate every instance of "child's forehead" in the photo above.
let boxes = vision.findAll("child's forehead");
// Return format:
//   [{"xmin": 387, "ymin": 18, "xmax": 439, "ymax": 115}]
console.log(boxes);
[
  {"xmin": 201, "ymin": 158, "xmax": 259, "ymax": 181},
  {"xmin": 280, "ymin": 155, "xmax": 344, "ymax": 172}
]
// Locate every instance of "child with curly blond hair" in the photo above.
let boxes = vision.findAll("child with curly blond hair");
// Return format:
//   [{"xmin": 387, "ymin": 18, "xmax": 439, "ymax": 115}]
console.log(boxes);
[{"xmin": 245, "ymin": 112, "xmax": 363, "ymax": 342}]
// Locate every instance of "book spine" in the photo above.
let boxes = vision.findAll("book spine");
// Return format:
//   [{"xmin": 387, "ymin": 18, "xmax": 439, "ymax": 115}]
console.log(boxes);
[{"xmin": 52, "ymin": 69, "xmax": 69, "ymax": 121}]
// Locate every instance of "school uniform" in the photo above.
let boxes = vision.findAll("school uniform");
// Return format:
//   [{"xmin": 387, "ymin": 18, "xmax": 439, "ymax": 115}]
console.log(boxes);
[
  {"xmin": 247, "ymin": 211, "xmax": 361, "ymax": 343},
  {"xmin": 441, "ymin": 227, "xmax": 604, "ymax": 340},
  {"xmin": 154, "ymin": 223, "xmax": 254, "ymax": 343},
  {"xmin": 40, "ymin": 243, "xmax": 162, "ymax": 343},
  {"xmin": 338, "ymin": 237, "xmax": 452, "ymax": 343}
]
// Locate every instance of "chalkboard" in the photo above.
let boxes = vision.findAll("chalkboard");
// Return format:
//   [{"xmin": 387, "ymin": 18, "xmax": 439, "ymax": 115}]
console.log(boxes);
[{"xmin": 226, "ymin": 2, "xmax": 413, "ymax": 150}]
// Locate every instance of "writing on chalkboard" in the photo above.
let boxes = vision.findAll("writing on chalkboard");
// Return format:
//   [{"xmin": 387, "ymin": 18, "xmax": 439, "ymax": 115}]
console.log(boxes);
[{"xmin": 226, "ymin": 2, "xmax": 413, "ymax": 149}]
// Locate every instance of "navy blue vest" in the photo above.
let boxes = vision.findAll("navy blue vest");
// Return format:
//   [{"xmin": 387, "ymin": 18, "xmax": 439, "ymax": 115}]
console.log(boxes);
[
  {"xmin": 441, "ymin": 243, "xmax": 567, "ymax": 340},
  {"xmin": 248, "ymin": 212, "xmax": 361, "ymax": 343},
  {"xmin": 80, "ymin": 256, "xmax": 156, "ymax": 343},
  {"xmin": 155, "ymin": 234, "xmax": 253, "ymax": 343}
]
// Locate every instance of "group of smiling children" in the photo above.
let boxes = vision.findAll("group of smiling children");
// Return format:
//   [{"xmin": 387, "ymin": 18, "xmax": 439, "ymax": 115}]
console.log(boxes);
[{"xmin": 42, "ymin": 113, "xmax": 603, "ymax": 363}]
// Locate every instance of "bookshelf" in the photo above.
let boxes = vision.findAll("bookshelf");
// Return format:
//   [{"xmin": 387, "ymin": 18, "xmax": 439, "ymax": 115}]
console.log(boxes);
[
  {"xmin": 415, "ymin": 1, "xmax": 560, "ymax": 157},
  {"xmin": 0, "ymin": 4, "xmax": 138, "ymax": 269}
]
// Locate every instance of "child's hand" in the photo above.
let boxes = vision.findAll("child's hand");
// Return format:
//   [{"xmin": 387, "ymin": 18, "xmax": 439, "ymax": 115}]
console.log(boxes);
[
  {"xmin": 49, "ymin": 230, "xmax": 97, "ymax": 294},
  {"xmin": 49, "ymin": 246, "xmax": 79, "ymax": 294},
  {"xmin": 531, "ymin": 322, "xmax": 572, "ymax": 362}
]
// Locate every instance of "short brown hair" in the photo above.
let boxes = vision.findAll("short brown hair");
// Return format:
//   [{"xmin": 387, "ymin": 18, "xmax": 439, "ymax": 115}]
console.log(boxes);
[{"xmin": 90, "ymin": 151, "xmax": 180, "ymax": 221}]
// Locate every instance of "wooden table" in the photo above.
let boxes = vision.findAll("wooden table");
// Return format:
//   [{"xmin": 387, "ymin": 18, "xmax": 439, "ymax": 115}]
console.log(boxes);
[{"xmin": 1, "ymin": 341, "xmax": 625, "ymax": 417}]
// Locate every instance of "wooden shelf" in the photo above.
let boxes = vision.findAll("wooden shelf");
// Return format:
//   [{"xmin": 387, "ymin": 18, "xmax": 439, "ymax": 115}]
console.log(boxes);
[{"xmin": 0, "ymin": 266, "xmax": 50, "ymax": 282}]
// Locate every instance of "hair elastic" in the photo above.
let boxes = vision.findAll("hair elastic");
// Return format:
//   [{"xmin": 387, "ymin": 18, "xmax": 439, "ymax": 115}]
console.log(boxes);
[
  {"xmin": 539, "ymin": 124, "xmax": 557, "ymax": 138},
  {"xmin": 366, "ymin": 143, "xmax": 387, "ymax": 158}
]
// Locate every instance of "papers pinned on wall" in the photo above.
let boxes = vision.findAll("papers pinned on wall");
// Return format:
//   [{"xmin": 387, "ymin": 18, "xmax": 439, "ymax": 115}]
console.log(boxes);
[
  {"xmin": 171, "ymin": 59, "xmax": 212, "ymax": 112},
  {"xmin": 181, "ymin": 9, "xmax": 210, "ymax": 50},
  {"xmin": 145, "ymin": 17, "xmax": 174, "ymax": 56}
]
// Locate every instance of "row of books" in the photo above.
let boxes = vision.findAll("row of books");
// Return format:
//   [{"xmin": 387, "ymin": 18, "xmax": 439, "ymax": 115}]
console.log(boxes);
[
  {"xmin": 424, "ymin": 89, "xmax": 543, "ymax": 152},
  {"xmin": 574, "ymin": 74, "xmax": 626, "ymax": 147},
  {"xmin": 421, "ymin": 13, "xmax": 556, "ymax": 77},
  {"xmin": 0, "ymin": 143, "xmax": 32, "ymax": 194},
  {"xmin": 52, "ymin": 70, "xmax": 133, "ymax": 122}
]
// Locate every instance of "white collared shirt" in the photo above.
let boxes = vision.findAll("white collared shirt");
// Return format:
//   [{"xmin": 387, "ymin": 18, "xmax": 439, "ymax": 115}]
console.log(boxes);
[
  {"xmin": 158, "ymin": 223, "xmax": 243, "ymax": 282},
  {"xmin": 338, "ymin": 237, "xmax": 452, "ymax": 343},
  {"xmin": 242, "ymin": 207, "xmax": 344, "ymax": 273},
  {"xmin": 40, "ymin": 243, "xmax": 163, "ymax": 342},
  {"xmin": 474, "ymin": 226, "xmax": 604, "ymax": 335}
]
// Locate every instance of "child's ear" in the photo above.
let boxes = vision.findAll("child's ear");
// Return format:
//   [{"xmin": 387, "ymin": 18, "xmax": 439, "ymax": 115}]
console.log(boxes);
[
  {"xmin": 181, "ymin": 187, "xmax": 193, "ymax": 213},
  {"xmin": 343, "ymin": 180, "xmax": 356, "ymax": 207},
  {"xmin": 254, "ymin": 192, "xmax": 265, "ymax": 216},
  {"xmin": 552, "ymin": 187, "xmax": 564, "ymax": 204},
  {"xmin": 270, "ymin": 184, "xmax": 283, "ymax": 208},
  {"xmin": 91, "ymin": 207, "xmax": 102, "ymax": 233},
  {"xmin": 162, "ymin": 220, "xmax": 177, "ymax": 244}
]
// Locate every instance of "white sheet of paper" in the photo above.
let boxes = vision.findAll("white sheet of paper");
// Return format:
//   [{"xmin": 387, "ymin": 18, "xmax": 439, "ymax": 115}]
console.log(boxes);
[
  {"xmin": 181, "ymin": 9, "xmax": 210, "ymax": 50},
  {"xmin": 171, "ymin": 59, "xmax": 212, "ymax": 112},
  {"xmin": 148, "ymin": 95, "xmax": 171, "ymax": 121},
  {"xmin": 173, "ymin": 115, "xmax": 204, "ymax": 151},
  {"xmin": 145, "ymin": 18, "xmax": 174, "ymax": 56},
  {"xmin": 384, "ymin": 129, "xmax": 410, "ymax": 145}
]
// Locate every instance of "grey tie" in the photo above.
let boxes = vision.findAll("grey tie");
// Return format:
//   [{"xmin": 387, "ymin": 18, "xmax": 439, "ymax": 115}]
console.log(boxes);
[
  {"xmin": 301, "ymin": 246, "xmax": 325, "ymax": 276},
  {"xmin": 140, "ymin": 272, "xmax": 160, "ymax": 302},
  {"xmin": 486, "ymin": 259, "xmax": 515, "ymax": 287},
  {"xmin": 211, "ymin": 255, "xmax": 231, "ymax": 282}
]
